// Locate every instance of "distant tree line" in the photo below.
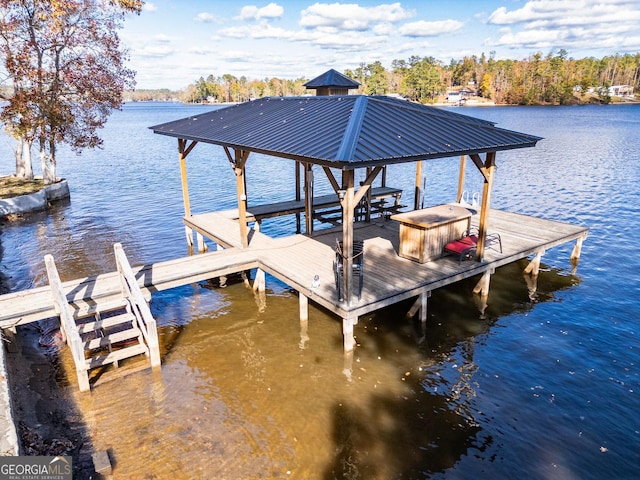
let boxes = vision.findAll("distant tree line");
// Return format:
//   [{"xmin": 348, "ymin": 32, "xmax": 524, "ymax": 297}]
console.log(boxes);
[{"xmin": 128, "ymin": 50, "xmax": 640, "ymax": 106}]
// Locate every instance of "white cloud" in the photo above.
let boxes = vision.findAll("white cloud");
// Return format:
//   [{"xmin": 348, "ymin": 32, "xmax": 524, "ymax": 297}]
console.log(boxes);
[
  {"xmin": 142, "ymin": 2, "xmax": 157, "ymax": 12},
  {"xmin": 488, "ymin": 0, "xmax": 640, "ymax": 28},
  {"xmin": 486, "ymin": 0, "xmax": 640, "ymax": 53},
  {"xmin": 219, "ymin": 25, "xmax": 251, "ymax": 38},
  {"xmin": 399, "ymin": 19, "xmax": 464, "ymax": 37},
  {"xmin": 219, "ymin": 22, "xmax": 294, "ymax": 40},
  {"xmin": 195, "ymin": 12, "xmax": 216, "ymax": 23},
  {"xmin": 240, "ymin": 3, "xmax": 285, "ymax": 21},
  {"xmin": 135, "ymin": 44, "xmax": 179, "ymax": 59},
  {"xmin": 153, "ymin": 34, "xmax": 172, "ymax": 43},
  {"xmin": 372, "ymin": 22, "xmax": 394, "ymax": 36},
  {"xmin": 297, "ymin": 30, "xmax": 389, "ymax": 51},
  {"xmin": 299, "ymin": 2, "xmax": 414, "ymax": 30}
]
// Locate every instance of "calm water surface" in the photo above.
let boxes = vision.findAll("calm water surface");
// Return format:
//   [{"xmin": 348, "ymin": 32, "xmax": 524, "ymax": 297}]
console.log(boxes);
[{"xmin": 1, "ymin": 103, "xmax": 638, "ymax": 479}]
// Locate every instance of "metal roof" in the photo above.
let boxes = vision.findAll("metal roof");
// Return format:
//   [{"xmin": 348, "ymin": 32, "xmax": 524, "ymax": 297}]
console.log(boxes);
[
  {"xmin": 303, "ymin": 69, "xmax": 360, "ymax": 89},
  {"xmin": 150, "ymin": 95, "xmax": 542, "ymax": 169}
]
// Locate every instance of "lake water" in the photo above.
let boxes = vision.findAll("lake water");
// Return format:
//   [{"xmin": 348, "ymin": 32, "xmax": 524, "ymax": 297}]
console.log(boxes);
[{"xmin": 1, "ymin": 102, "xmax": 639, "ymax": 479}]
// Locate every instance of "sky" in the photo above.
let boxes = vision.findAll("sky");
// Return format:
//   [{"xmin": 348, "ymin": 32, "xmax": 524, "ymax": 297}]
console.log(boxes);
[{"xmin": 120, "ymin": 0, "xmax": 640, "ymax": 89}]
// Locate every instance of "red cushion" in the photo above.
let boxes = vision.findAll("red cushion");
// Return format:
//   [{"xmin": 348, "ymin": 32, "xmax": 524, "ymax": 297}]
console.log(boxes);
[{"xmin": 445, "ymin": 239, "xmax": 473, "ymax": 254}]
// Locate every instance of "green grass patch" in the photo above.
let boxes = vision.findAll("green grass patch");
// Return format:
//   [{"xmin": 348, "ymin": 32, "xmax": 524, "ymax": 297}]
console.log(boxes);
[{"xmin": 0, "ymin": 176, "xmax": 46, "ymax": 199}]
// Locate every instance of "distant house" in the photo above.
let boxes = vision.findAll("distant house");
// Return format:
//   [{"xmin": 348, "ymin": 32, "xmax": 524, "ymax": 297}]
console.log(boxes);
[
  {"xmin": 608, "ymin": 85, "xmax": 634, "ymax": 97},
  {"xmin": 446, "ymin": 91, "xmax": 462, "ymax": 103}
]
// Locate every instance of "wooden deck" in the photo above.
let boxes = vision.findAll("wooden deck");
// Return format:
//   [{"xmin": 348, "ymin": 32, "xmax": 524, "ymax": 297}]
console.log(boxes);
[
  {"xmin": 0, "ymin": 204, "xmax": 587, "ymax": 334},
  {"xmin": 185, "ymin": 205, "xmax": 588, "ymax": 319}
]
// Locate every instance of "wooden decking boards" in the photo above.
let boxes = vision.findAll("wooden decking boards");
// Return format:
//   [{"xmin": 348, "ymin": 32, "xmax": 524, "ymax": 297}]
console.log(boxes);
[{"xmin": 0, "ymin": 205, "xmax": 588, "ymax": 336}]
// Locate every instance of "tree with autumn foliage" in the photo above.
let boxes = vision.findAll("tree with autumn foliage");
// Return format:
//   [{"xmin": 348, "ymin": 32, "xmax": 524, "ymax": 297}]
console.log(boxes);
[{"xmin": 0, "ymin": 0, "xmax": 141, "ymax": 183}]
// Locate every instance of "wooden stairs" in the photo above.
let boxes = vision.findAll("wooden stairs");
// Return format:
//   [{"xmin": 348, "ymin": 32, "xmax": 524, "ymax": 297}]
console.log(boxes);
[{"xmin": 45, "ymin": 244, "xmax": 161, "ymax": 392}]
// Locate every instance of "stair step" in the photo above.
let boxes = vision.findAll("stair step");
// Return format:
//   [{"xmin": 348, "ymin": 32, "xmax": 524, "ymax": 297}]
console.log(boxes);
[
  {"xmin": 86, "ymin": 343, "xmax": 149, "ymax": 369},
  {"xmin": 77, "ymin": 312, "xmax": 136, "ymax": 335},
  {"xmin": 83, "ymin": 327, "xmax": 141, "ymax": 350},
  {"xmin": 73, "ymin": 297, "xmax": 129, "ymax": 320}
]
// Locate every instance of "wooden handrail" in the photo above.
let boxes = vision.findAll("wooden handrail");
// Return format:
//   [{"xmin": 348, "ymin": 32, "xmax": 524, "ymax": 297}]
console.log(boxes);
[
  {"xmin": 44, "ymin": 255, "xmax": 90, "ymax": 392},
  {"xmin": 113, "ymin": 243, "xmax": 161, "ymax": 367}
]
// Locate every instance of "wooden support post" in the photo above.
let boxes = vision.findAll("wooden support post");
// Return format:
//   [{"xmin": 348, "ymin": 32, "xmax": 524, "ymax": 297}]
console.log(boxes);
[
  {"xmin": 225, "ymin": 147, "xmax": 250, "ymax": 248},
  {"xmin": 178, "ymin": 138, "xmax": 198, "ymax": 248},
  {"xmin": 341, "ymin": 170, "xmax": 355, "ymax": 304},
  {"xmin": 196, "ymin": 232, "xmax": 208, "ymax": 253},
  {"xmin": 570, "ymin": 234, "xmax": 586, "ymax": 273},
  {"xmin": 473, "ymin": 269, "xmax": 494, "ymax": 296},
  {"xmin": 299, "ymin": 292, "xmax": 308, "ymax": 322},
  {"xmin": 524, "ymin": 251, "xmax": 544, "ymax": 276},
  {"xmin": 253, "ymin": 268, "xmax": 266, "ymax": 293},
  {"xmin": 414, "ymin": 160, "xmax": 423, "ymax": 210},
  {"xmin": 524, "ymin": 252, "xmax": 543, "ymax": 300},
  {"xmin": 571, "ymin": 235, "xmax": 585, "ymax": 262},
  {"xmin": 406, "ymin": 291, "xmax": 430, "ymax": 341},
  {"xmin": 470, "ymin": 152, "xmax": 496, "ymax": 261},
  {"xmin": 420, "ymin": 291, "xmax": 429, "ymax": 329},
  {"xmin": 235, "ymin": 169, "xmax": 248, "ymax": 248},
  {"xmin": 406, "ymin": 291, "xmax": 431, "ymax": 318},
  {"xmin": 364, "ymin": 167, "xmax": 372, "ymax": 222},
  {"xmin": 216, "ymin": 244, "xmax": 227, "ymax": 287},
  {"xmin": 295, "ymin": 161, "xmax": 302, "ymax": 234},
  {"xmin": 304, "ymin": 163, "xmax": 314, "ymax": 234},
  {"xmin": 252, "ymin": 221, "xmax": 266, "ymax": 293},
  {"xmin": 457, "ymin": 155, "xmax": 466, "ymax": 203},
  {"xmin": 299, "ymin": 293, "xmax": 309, "ymax": 349},
  {"xmin": 342, "ymin": 316, "xmax": 358, "ymax": 352}
]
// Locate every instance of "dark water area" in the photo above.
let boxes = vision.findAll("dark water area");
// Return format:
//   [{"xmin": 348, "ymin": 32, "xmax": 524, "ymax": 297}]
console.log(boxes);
[{"xmin": 1, "ymin": 102, "xmax": 638, "ymax": 478}]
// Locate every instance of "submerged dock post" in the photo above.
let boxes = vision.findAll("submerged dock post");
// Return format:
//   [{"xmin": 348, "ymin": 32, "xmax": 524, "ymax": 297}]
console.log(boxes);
[
  {"xmin": 473, "ymin": 269, "xmax": 494, "ymax": 297},
  {"xmin": 342, "ymin": 316, "xmax": 358, "ymax": 352},
  {"xmin": 299, "ymin": 293, "xmax": 309, "ymax": 349},
  {"xmin": 571, "ymin": 235, "xmax": 584, "ymax": 262},
  {"xmin": 524, "ymin": 251, "xmax": 543, "ymax": 276}
]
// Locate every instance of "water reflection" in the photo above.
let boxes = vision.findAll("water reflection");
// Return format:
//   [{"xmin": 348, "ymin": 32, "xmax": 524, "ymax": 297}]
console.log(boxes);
[{"xmin": 63, "ymin": 258, "xmax": 578, "ymax": 478}]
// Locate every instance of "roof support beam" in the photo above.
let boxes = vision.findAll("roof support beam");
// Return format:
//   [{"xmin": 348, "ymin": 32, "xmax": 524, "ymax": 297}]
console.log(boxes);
[
  {"xmin": 469, "ymin": 153, "xmax": 490, "ymax": 183},
  {"xmin": 322, "ymin": 166, "xmax": 340, "ymax": 193},
  {"xmin": 353, "ymin": 166, "xmax": 382, "ymax": 206}
]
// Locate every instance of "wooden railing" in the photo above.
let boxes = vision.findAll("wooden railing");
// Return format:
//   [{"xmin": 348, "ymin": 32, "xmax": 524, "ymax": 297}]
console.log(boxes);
[
  {"xmin": 113, "ymin": 243, "xmax": 161, "ymax": 368},
  {"xmin": 44, "ymin": 255, "xmax": 90, "ymax": 392}
]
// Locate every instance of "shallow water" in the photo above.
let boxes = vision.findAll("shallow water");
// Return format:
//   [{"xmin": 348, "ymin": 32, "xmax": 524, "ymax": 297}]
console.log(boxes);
[{"xmin": 1, "ymin": 103, "xmax": 639, "ymax": 478}]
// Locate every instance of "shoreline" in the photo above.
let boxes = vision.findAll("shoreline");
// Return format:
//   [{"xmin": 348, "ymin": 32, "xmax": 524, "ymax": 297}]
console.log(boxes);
[{"xmin": 0, "ymin": 178, "xmax": 70, "ymax": 219}]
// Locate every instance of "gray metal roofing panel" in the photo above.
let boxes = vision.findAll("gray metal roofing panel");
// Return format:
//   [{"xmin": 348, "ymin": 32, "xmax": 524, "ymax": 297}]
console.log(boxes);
[{"xmin": 150, "ymin": 96, "xmax": 542, "ymax": 168}]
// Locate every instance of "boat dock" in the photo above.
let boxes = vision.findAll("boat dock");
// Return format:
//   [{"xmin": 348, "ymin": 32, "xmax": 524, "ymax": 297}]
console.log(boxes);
[
  {"xmin": 0, "ymin": 89, "xmax": 590, "ymax": 392},
  {"xmin": 0, "ymin": 204, "xmax": 587, "ymax": 355}
]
